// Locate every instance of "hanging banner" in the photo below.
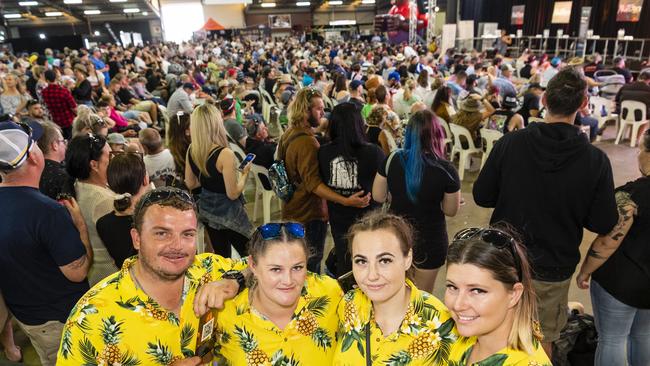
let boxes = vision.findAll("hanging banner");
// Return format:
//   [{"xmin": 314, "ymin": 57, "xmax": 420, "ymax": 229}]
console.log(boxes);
[
  {"xmin": 511, "ymin": 5, "xmax": 525, "ymax": 26},
  {"xmin": 617, "ymin": 0, "xmax": 644, "ymax": 22},
  {"xmin": 578, "ymin": 7, "xmax": 591, "ymax": 38},
  {"xmin": 551, "ymin": 1, "xmax": 573, "ymax": 24}
]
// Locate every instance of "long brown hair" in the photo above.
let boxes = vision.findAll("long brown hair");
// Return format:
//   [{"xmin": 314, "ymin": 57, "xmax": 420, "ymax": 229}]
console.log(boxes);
[{"xmin": 447, "ymin": 226, "xmax": 542, "ymax": 354}]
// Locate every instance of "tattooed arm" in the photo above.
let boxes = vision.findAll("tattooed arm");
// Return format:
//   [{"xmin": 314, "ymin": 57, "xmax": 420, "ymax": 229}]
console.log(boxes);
[{"xmin": 576, "ymin": 191, "xmax": 637, "ymax": 289}]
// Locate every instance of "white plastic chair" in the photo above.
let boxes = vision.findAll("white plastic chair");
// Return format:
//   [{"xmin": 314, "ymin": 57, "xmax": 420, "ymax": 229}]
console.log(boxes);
[
  {"xmin": 259, "ymin": 87, "xmax": 277, "ymax": 124},
  {"xmin": 616, "ymin": 100, "xmax": 649, "ymax": 147},
  {"xmin": 228, "ymin": 142, "xmax": 246, "ymax": 162},
  {"xmin": 449, "ymin": 123, "xmax": 483, "ymax": 181},
  {"xmin": 438, "ymin": 117, "xmax": 453, "ymax": 154},
  {"xmin": 480, "ymin": 129, "xmax": 503, "ymax": 168},
  {"xmin": 250, "ymin": 164, "xmax": 280, "ymax": 224},
  {"xmin": 589, "ymin": 96, "xmax": 619, "ymax": 142},
  {"xmin": 528, "ymin": 117, "xmax": 545, "ymax": 123}
]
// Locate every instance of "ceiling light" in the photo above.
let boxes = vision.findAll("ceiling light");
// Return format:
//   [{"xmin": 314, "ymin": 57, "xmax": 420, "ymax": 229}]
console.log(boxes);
[
  {"xmin": 4, "ymin": 14, "xmax": 22, "ymax": 19},
  {"xmin": 329, "ymin": 1, "xmax": 343, "ymax": 5},
  {"xmin": 84, "ymin": 9, "xmax": 101, "ymax": 14},
  {"xmin": 123, "ymin": 8, "xmax": 140, "ymax": 12},
  {"xmin": 64, "ymin": 0, "xmax": 82, "ymax": 4},
  {"xmin": 329, "ymin": 19, "xmax": 356, "ymax": 25},
  {"xmin": 142, "ymin": 11, "xmax": 148, "ymax": 15},
  {"xmin": 45, "ymin": 11, "xmax": 64, "ymax": 16},
  {"xmin": 109, "ymin": 0, "xmax": 127, "ymax": 2},
  {"xmin": 94, "ymin": 30, "xmax": 100, "ymax": 36},
  {"xmin": 361, "ymin": 0, "xmax": 375, "ymax": 4},
  {"xmin": 18, "ymin": 1, "xmax": 38, "ymax": 6},
  {"xmin": 39, "ymin": 33, "xmax": 46, "ymax": 39},
  {"xmin": 260, "ymin": 2, "xmax": 276, "ymax": 7},
  {"xmin": 296, "ymin": 1, "xmax": 310, "ymax": 5}
]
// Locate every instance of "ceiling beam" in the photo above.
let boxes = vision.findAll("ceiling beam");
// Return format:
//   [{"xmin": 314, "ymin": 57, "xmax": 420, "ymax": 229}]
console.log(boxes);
[{"xmin": 37, "ymin": 0, "xmax": 89, "ymax": 23}]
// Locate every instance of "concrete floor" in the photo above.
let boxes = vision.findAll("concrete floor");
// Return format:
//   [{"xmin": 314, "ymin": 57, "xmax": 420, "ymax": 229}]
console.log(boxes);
[{"xmin": 3, "ymin": 127, "xmax": 640, "ymax": 365}]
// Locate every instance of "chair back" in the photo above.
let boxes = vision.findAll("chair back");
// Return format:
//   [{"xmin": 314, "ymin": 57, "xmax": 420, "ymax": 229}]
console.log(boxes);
[
  {"xmin": 481, "ymin": 128, "xmax": 503, "ymax": 152},
  {"xmin": 589, "ymin": 96, "xmax": 614, "ymax": 117},
  {"xmin": 250, "ymin": 163, "xmax": 273, "ymax": 191},
  {"xmin": 621, "ymin": 100, "xmax": 647, "ymax": 123},
  {"xmin": 228, "ymin": 142, "xmax": 246, "ymax": 162},
  {"xmin": 450, "ymin": 123, "xmax": 479, "ymax": 151}
]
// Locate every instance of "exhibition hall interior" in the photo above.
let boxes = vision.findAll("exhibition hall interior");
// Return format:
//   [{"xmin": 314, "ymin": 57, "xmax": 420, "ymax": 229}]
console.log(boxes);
[{"xmin": 0, "ymin": 0, "xmax": 648, "ymax": 365}]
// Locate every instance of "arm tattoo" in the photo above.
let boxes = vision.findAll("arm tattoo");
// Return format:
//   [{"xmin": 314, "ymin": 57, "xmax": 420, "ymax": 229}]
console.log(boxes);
[
  {"xmin": 587, "ymin": 248, "xmax": 606, "ymax": 259},
  {"xmin": 608, "ymin": 191, "xmax": 637, "ymax": 240},
  {"xmin": 67, "ymin": 255, "xmax": 87, "ymax": 269}
]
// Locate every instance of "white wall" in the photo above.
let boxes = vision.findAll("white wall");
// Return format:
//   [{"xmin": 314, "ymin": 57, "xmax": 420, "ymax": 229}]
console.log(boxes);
[
  {"xmin": 203, "ymin": 4, "xmax": 246, "ymax": 29},
  {"xmin": 160, "ymin": 0, "xmax": 205, "ymax": 43}
]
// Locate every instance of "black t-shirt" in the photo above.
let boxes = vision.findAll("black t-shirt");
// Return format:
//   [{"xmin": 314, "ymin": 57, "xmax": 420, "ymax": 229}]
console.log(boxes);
[
  {"xmin": 245, "ymin": 138, "xmax": 277, "ymax": 169},
  {"xmin": 0, "ymin": 187, "xmax": 89, "ymax": 325},
  {"xmin": 318, "ymin": 142, "xmax": 385, "ymax": 219},
  {"xmin": 519, "ymin": 64, "xmax": 532, "ymax": 79},
  {"xmin": 379, "ymin": 151, "xmax": 460, "ymax": 226},
  {"xmin": 72, "ymin": 79, "xmax": 93, "ymax": 103},
  {"xmin": 593, "ymin": 177, "xmax": 650, "ymax": 309},
  {"xmin": 519, "ymin": 92, "xmax": 540, "ymax": 126},
  {"xmin": 96, "ymin": 212, "xmax": 137, "ymax": 268},
  {"xmin": 117, "ymin": 87, "xmax": 138, "ymax": 105},
  {"xmin": 108, "ymin": 60, "xmax": 123, "ymax": 79}
]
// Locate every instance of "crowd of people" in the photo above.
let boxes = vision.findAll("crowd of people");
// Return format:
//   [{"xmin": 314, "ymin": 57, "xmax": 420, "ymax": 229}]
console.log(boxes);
[{"xmin": 0, "ymin": 33, "xmax": 647, "ymax": 366}]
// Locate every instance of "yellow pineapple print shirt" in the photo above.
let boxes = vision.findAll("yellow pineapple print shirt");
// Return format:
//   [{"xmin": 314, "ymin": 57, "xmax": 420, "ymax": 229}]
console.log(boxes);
[
  {"xmin": 448, "ymin": 336, "xmax": 551, "ymax": 366},
  {"xmin": 57, "ymin": 254, "xmax": 246, "ymax": 366},
  {"xmin": 213, "ymin": 272, "xmax": 343, "ymax": 366},
  {"xmin": 333, "ymin": 280, "xmax": 458, "ymax": 366}
]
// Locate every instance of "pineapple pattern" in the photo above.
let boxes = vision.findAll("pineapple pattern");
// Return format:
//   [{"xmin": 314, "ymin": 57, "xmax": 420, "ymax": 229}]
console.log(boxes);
[
  {"xmin": 215, "ymin": 273, "xmax": 342, "ymax": 366},
  {"xmin": 56, "ymin": 253, "xmax": 247, "ymax": 366},
  {"xmin": 333, "ymin": 280, "xmax": 457, "ymax": 366},
  {"xmin": 447, "ymin": 336, "xmax": 552, "ymax": 366}
]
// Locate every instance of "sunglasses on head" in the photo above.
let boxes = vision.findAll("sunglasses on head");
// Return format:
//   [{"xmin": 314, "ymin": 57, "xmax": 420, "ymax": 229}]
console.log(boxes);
[
  {"xmin": 257, "ymin": 222, "xmax": 305, "ymax": 241},
  {"xmin": 139, "ymin": 187, "xmax": 194, "ymax": 209},
  {"xmin": 453, "ymin": 227, "xmax": 523, "ymax": 282}
]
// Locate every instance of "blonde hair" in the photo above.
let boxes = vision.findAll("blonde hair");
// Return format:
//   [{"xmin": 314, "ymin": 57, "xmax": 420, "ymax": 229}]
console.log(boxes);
[
  {"xmin": 366, "ymin": 104, "xmax": 388, "ymax": 127},
  {"xmin": 72, "ymin": 105, "xmax": 102, "ymax": 137},
  {"xmin": 403, "ymin": 79, "xmax": 416, "ymax": 102},
  {"xmin": 288, "ymin": 88, "xmax": 322, "ymax": 128},
  {"xmin": 189, "ymin": 103, "xmax": 229, "ymax": 177}
]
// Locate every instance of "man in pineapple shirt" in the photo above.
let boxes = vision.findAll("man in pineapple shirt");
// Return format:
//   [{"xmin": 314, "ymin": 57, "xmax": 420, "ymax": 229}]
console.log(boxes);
[{"xmin": 57, "ymin": 187, "xmax": 246, "ymax": 366}]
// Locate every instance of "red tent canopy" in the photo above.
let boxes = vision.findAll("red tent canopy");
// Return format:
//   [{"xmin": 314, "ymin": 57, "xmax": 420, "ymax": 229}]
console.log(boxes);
[{"xmin": 201, "ymin": 18, "xmax": 225, "ymax": 31}]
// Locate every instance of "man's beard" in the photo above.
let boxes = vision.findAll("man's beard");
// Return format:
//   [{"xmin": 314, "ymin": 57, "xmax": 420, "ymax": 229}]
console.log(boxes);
[{"xmin": 139, "ymin": 251, "xmax": 192, "ymax": 282}]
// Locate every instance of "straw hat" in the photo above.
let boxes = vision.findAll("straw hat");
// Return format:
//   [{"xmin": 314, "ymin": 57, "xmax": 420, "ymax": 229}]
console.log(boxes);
[{"xmin": 459, "ymin": 97, "xmax": 481, "ymax": 113}]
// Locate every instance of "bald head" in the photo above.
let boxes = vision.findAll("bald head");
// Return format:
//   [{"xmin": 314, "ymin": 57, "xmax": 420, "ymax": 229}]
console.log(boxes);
[{"xmin": 139, "ymin": 128, "xmax": 163, "ymax": 154}]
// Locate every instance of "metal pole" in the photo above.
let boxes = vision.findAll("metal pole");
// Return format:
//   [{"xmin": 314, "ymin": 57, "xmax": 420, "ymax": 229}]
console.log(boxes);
[
  {"xmin": 426, "ymin": 0, "xmax": 437, "ymax": 46},
  {"xmin": 409, "ymin": 0, "xmax": 416, "ymax": 45}
]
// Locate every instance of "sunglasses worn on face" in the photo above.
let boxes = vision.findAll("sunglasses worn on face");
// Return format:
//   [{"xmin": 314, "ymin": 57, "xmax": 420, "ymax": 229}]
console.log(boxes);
[
  {"xmin": 257, "ymin": 222, "xmax": 305, "ymax": 240},
  {"xmin": 453, "ymin": 227, "xmax": 523, "ymax": 282}
]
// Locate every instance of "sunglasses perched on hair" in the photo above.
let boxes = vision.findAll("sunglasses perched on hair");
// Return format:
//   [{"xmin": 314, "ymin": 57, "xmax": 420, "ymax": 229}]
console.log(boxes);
[
  {"xmin": 453, "ymin": 227, "xmax": 523, "ymax": 281},
  {"xmin": 139, "ymin": 187, "xmax": 194, "ymax": 209},
  {"xmin": 87, "ymin": 133, "xmax": 106, "ymax": 154},
  {"xmin": 257, "ymin": 222, "xmax": 305, "ymax": 240},
  {"xmin": 109, "ymin": 150, "xmax": 144, "ymax": 160}
]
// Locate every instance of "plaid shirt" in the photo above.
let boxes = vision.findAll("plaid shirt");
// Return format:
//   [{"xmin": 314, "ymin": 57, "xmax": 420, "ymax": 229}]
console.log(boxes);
[{"xmin": 41, "ymin": 83, "xmax": 77, "ymax": 128}]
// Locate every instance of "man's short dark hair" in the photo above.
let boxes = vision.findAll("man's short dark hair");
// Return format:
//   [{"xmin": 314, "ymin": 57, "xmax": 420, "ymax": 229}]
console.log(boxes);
[
  {"xmin": 133, "ymin": 187, "xmax": 196, "ymax": 231},
  {"xmin": 545, "ymin": 68, "xmax": 587, "ymax": 117},
  {"xmin": 44, "ymin": 70, "xmax": 57, "ymax": 82},
  {"xmin": 639, "ymin": 71, "xmax": 650, "ymax": 81}
]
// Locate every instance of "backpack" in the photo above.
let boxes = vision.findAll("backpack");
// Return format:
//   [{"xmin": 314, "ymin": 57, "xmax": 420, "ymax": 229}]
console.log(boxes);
[
  {"xmin": 268, "ymin": 132, "xmax": 307, "ymax": 202},
  {"xmin": 552, "ymin": 310, "xmax": 598, "ymax": 366}
]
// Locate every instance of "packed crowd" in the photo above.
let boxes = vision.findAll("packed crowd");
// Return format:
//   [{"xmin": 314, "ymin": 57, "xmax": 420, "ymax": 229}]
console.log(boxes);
[{"xmin": 0, "ymin": 35, "xmax": 648, "ymax": 366}]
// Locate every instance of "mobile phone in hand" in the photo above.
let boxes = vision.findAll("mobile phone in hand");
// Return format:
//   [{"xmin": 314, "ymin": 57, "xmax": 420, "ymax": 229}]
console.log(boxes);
[
  {"xmin": 337, "ymin": 271, "xmax": 357, "ymax": 293},
  {"xmin": 195, "ymin": 311, "xmax": 215, "ymax": 358},
  {"xmin": 238, "ymin": 153, "xmax": 256, "ymax": 171}
]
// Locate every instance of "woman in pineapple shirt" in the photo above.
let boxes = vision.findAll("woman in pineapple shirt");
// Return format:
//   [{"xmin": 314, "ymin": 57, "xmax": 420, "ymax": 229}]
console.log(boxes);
[
  {"xmin": 333, "ymin": 211, "xmax": 457, "ymax": 366},
  {"xmin": 209, "ymin": 222, "xmax": 343, "ymax": 365},
  {"xmin": 445, "ymin": 227, "xmax": 551, "ymax": 365}
]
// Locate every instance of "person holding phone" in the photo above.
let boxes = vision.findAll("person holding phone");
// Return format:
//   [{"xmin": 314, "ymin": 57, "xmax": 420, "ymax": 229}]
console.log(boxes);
[
  {"xmin": 199, "ymin": 222, "xmax": 343, "ymax": 365},
  {"xmin": 332, "ymin": 211, "xmax": 457, "ymax": 366},
  {"xmin": 446, "ymin": 227, "xmax": 551, "ymax": 365},
  {"xmin": 185, "ymin": 104, "xmax": 253, "ymax": 258}
]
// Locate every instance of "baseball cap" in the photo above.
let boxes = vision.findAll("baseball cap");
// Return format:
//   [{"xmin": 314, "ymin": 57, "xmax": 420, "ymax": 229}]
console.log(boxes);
[
  {"xmin": 550, "ymin": 57, "xmax": 562, "ymax": 67},
  {"xmin": 219, "ymin": 98, "xmax": 236, "ymax": 115},
  {"xmin": 107, "ymin": 132, "xmax": 127, "ymax": 146},
  {"xmin": 182, "ymin": 82, "xmax": 196, "ymax": 90},
  {"xmin": 0, "ymin": 120, "xmax": 44, "ymax": 170},
  {"xmin": 280, "ymin": 89, "xmax": 295, "ymax": 105},
  {"xmin": 388, "ymin": 71, "xmax": 401, "ymax": 82},
  {"xmin": 500, "ymin": 64, "xmax": 514, "ymax": 72},
  {"xmin": 349, "ymin": 79, "xmax": 363, "ymax": 90}
]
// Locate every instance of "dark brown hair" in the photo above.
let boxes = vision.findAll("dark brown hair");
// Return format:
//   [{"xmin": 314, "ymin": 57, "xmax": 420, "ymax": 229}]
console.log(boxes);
[
  {"xmin": 107, "ymin": 153, "xmax": 147, "ymax": 212},
  {"xmin": 347, "ymin": 210, "xmax": 416, "ymax": 279}
]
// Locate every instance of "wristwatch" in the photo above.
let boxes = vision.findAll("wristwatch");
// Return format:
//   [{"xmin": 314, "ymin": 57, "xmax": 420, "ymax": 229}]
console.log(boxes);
[{"xmin": 222, "ymin": 270, "xmax": 246, "ymax": 293}]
